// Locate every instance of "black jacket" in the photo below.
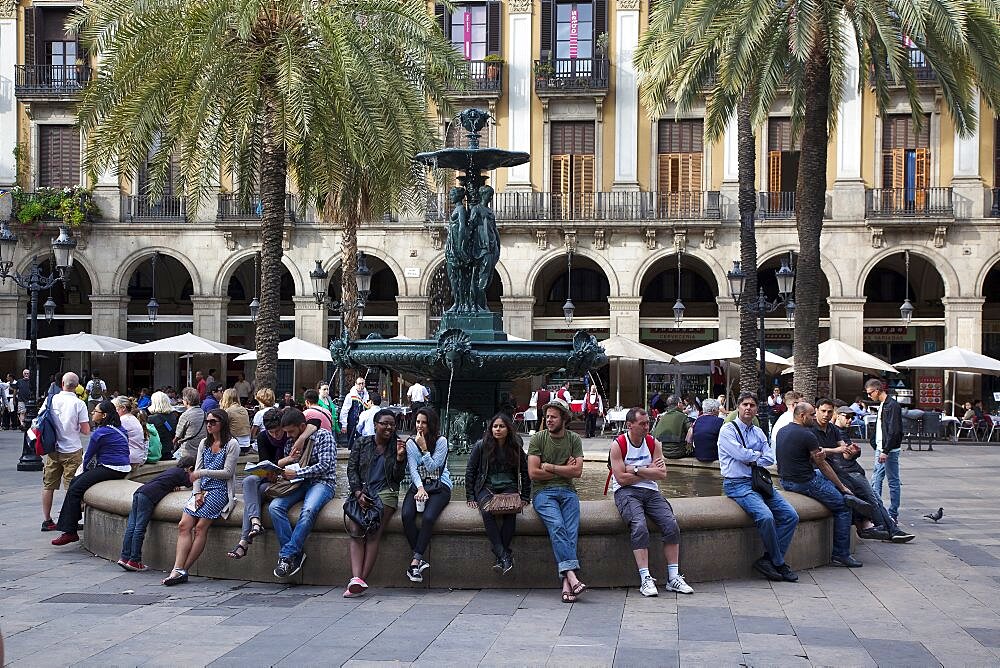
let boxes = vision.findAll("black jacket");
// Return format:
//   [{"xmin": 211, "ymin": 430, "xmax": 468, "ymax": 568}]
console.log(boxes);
[
  {"xmin": 465, "ymin": 439, "xmax": 530, "ymax": 503},
  {"xmin": 869, "ymin": 395, "xmax": 903, "ymax": 453},
  {"xmin": 348, "ymin": 434, "xmax": 406, "ymax": 496}
]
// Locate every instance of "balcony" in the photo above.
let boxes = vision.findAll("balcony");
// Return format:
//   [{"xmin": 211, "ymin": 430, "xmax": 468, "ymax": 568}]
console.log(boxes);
[
  {"xmin": 121, "ymin": 195, "xmax": 186, "ymax": 222},
  {"xmin": 885, "ymin": 47, "xmax": 936, "ymax": 85},
  {"xmin": 991, "ymin": 188, "xmax": 1000, "ymax": 217},
  {"xmin": 757, "ymin": 192, "xmax": 796, "ymax": 219},
  {"xmin": 217, "ymin": 193, "xmax": 297, "ymax": 223},
  {"xmin": 425, "ymin": 190, "xmax": 720, "ymax": 223},
  {"xmin": 14, "ymin": 65, "xmax": 91, "ymax": 100},
  {"xmin": 865, "ymin": 187, "xmax": 954, "ymax": 219},
  {"xmin": 534, "ymin": 58, "xmax": 609, "ymax": 95},
  {"xmin": 445, "ymin": 60, "xmax": 503, "ymax": 98}
]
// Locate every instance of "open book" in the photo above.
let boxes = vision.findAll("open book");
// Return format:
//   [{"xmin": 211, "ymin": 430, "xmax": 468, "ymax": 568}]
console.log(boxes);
[{"xmin": 245, "ymin": 461, "xmax": 302, "ymax": 480}]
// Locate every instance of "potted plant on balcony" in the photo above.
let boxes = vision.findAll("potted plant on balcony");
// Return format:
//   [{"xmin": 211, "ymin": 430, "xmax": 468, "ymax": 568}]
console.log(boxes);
[
  {"xmin": 484, "ymin": 54, "xmax": 504, "ymax": 81},
  {"xmin": 534, "ymin": 60, "xmax": 555, "ymax": 86},
  {"xmin": 595, "ymin": 32, "xmax": 610, "ymax": 58},
  {"xmin": 10, "ymin": 185, "xmax": 98, "ymax": 233}
]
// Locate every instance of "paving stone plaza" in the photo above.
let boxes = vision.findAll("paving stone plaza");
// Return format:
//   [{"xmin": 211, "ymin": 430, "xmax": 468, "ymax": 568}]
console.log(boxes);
[{"xmin": 2, "ymin": 431, "xmax": 1000, "ymax": 667}]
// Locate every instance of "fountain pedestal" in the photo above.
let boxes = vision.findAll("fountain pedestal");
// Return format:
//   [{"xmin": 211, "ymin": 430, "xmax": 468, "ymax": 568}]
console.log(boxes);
[{"xmin": 437, "ymin": 311, "xmax": 506, "ymax": 342}]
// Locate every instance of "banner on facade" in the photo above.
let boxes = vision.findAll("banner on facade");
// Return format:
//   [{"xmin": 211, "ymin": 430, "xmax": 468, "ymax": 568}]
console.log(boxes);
[
  {"xmin": 463, "ymin": 11, "xmax": 472, "ymax": 60},
  {"xmin": 569, "ymin": 9, "xmax": 578, "ymax": 58}
]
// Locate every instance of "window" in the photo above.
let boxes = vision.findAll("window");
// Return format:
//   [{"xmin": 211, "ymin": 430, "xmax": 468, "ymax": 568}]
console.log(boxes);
[
  {"xmin": 882, "ymin": 114, "xmax": 930, "ymax": 208},
  {"xmin": 37, "ymin": 125, "xmax": 80, "ymax": 189},
  {"xmin": 449, "ymin": 5, "xmax": 487, "ymax": 60},
  {"xmin": 767, "ymin": 118, "xmax": 800, "ymax": 193},
  {"xmin": 556, "ymin": 3, "xmax": 593, "ymax": 59},
  {"xmin": 657, "ymin": 119, "xmax": 703, "ymax": 215},
  {"xmin": 551, "ymin": 122, "xmax": 595, "ymax": 218}
]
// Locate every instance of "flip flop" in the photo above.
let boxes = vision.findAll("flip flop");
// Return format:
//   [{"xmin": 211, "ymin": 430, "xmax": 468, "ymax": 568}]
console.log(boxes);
[
  {"xmin": 162, "ymin": 569, "xmax": 188, "ymax": 586},
  {"xmin": 571, "ymin": 581, "xmax": 587, "ymax": 596},
  {"xmin": 561, "ymin": 591, "xmax": 577, "ymax": 603},
  {"xmin": 246, "ymin": 521, "xmax": 263, "ymax": 543}
]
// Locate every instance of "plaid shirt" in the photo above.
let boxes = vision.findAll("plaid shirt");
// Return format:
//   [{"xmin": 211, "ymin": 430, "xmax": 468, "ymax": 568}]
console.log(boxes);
[{"xmin": 295, "ymin": 428, "xmax": 337, "ymax": 490}]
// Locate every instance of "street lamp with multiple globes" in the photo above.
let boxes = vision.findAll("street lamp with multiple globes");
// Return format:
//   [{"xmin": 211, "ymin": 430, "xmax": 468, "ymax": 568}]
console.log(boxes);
[
  {"xmin": 0, "ymin": 222, "xmax": 78, "ymax": 471},
  {"xmin": 727, "ymin": 255, "xmax": 796, "ymax": 411},
  {"xmin": 309, "ymin": 252, "xmax": 373, "ymax": 395}
]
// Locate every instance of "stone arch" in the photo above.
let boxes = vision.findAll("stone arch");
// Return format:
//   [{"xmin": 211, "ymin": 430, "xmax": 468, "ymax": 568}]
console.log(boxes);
[
  {"xmin": 757, "ymin": 246, "xmax": 844, "ymax": 298},
  {"xmin": 530, "ymin": 251, "xmax": 613, "ymax": 319},
  {"xmin": 631, "ymin": 247, "xmax": 726, "ymax": 297},
  {"xmin": 214, "ymin": 251, "xmax": 303, "ymax": 296},
  {"xmin": 856, "ymin": 246, "xmax": 958, "ymax": 298},
  {"xmin": 861, "ymin": 250, "xmax": 947, "ymax": 319},
  {"xmin": 633, "ymin": 250, "xmax": 721, "ymax": 318},
  {"xmin": 975, "ymin": 251, "xmax": 1000, "ymax": 297},
  {"xmin": 523, "ymin": 247, "xmax": 620, "ymax": 298},
  {"xmin": 418, "ymin": 254, "xmax": 514, "ymax": 298},
  {"xmin": 14, "ymin": 251, "xmax": 101, "ymax": 295},
  {"xmin": 317, "ymin": 246, "xmax": 408, "ymax": 298},
  {"xmin": 112, "ymin": 248, "xmax": 202, "ymax": 296}
]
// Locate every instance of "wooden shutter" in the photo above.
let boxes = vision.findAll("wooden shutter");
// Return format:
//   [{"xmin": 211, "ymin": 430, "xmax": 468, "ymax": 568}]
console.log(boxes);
[
  {"xmin": 658, "ymin": 153, "xmax": 701, "ymax": 215},
  {"xmin": 486, "ymin": 0, "xmax": 502, "ymax": 55},
  {"xmin": 914, "ymin": 148, "xmax": 929, "ymax": 209},
  {"xmin": 540, "ymin": 0, "xmax": 554, "ymax": 57},
  {"xmin": 573, "ymin": 154, "xmax": 595, "ymax": 218},
  {"xmin": 38, "ymin": 125, "xmax": 80, "ymax": 189},
  {"xmin": 594, "ymin": 0, "xmax": 608, "ymax": 47},
  {"xmin": 890, "ymin": 149, "xmax": 904, "ymax": 188},
  {"xmin": 24, "ymin": 7, "xmax": 37, "ymax": 67},
  {"xmin": 434, "ymin": 3, "xmax": 449, "ymax": 39},
  {"xmin": 552, "ymin": 154, "xmax": 570, "ymax": 219},
  {"xmin": 768, "ymin": 151, "xmax": 782, "ymax": 194}
]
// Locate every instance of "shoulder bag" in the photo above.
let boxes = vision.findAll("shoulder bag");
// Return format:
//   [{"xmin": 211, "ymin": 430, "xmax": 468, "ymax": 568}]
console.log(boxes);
[
  {"xmin": 344, "ymin": 486, "xmax": 383, "ymax": 538},
  {"xmin": 732, "ymin": 422, "xmax": 773, "ymax": 498},
  {"xmin": 264, "ymin": 437, "xmax": 314, "ymax": 499},
  {"xmin": 480, "ymin": 451, "xmax": 526, "ymax": 515}
]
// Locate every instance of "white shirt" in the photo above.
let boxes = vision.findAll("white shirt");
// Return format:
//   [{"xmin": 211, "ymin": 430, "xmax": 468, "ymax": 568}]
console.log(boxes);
[
  {"xmin": 356, "ymin": 405, "xmax": 382, "ymax": 437},
  {"xmin": 340, "ymin": 387, "xmax": 370, "ymax": 429},
  {"xmin": 770, "ymin": 410, "xmax": 794, "ymax": 449},
  {"xmin": 874, "ymin": 401, "xmax": 884, "ymax": 452},
  {"xmin": 610, "ymin": 433, "xmax": 660, "ymax": 493},
  {"xmin": 407, "ymin": 383, "xmax": 429, "ymax": 403},
  {"xmin": 50, "ymin": 391, "xmax": 89, "ymax": 454},
  {"xmin": 86, "ymin": 379, "xmax": 106, "ymax": 400},
  {"xmin": 120, "ymin": 413, "xmax": 148, "ymax": 464}
]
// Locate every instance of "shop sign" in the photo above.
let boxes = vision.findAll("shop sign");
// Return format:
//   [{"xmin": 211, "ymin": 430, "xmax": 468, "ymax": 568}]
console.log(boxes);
[
  {"xmin": 544, "ymin": 328, "xmax": 609, "ymax": 341},
  {"xmin": 640, "ymin": 327, "xmax": 715, "ymax": 342},
  {"xmin": 863, "ymin": 326, "xmax": 914, "ymax": 342}
]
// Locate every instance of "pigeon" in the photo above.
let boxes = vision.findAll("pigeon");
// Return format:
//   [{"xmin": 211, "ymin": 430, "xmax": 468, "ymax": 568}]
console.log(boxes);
[{"xmin": 923, "ymin": 507, "xmax": 944, "ymax": 522}]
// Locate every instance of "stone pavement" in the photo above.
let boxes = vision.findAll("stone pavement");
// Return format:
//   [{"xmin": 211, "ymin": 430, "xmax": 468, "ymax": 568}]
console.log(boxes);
[{"xmin": 3, "ymin": 431, "xmax": 1000, "ymax": 667}]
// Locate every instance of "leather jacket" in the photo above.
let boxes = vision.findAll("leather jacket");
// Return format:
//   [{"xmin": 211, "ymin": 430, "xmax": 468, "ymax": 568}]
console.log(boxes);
[
  {"xmin": 869, "ymin": 395, "xmax": 903, "ymax": 453},
  {"xmin": 465, "ymin": 439, "xmax": 530, "ymax": 503},
  {"xmin": 347, "ymin": 434, "xmax": 406, "ymax": 496}
]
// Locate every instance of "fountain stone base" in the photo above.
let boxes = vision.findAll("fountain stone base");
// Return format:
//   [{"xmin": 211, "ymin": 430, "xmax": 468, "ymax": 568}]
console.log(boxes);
[{"xmin": 437, "ymin": 311, "xmax": 506, "ymax": 341}]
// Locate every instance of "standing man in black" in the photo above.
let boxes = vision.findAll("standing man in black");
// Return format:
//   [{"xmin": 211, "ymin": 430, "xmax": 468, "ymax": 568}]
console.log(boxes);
[{"xmin": 865, "ymin": 379, "xmax": 903, "ymax": 522}]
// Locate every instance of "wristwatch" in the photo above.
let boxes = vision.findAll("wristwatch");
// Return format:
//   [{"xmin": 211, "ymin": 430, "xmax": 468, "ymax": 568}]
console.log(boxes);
[{"xmin": 632, "ymin": 465, "xmax": 640, "ymax": 475}]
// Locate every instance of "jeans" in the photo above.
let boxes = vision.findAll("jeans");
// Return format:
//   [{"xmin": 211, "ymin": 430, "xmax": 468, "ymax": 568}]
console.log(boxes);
[
  {"xmin": 723, "ymin": 478, "xmax": 799, "ymax": 567},
  {"xmin": 268, "ymin": 481, "xmax": 335, "ymax": 559},
  {"xmin": 781, "ymin": 471, "xmax": 852, "ymax": 559},
  {"xmin": 120, "ymin": 492, "xmax": 155, "ymax": 562},
  {"xmin": 841, "ymin": 471, "xmax": 900, "ymax": 534},
  {"xmin": 476, "ymin": 489, "xmax": 517, "ymax": 557},
  {"xmin": 532, "ymin": 487, "xmax": 581, "ymax": 577},
  {"xmin": 57, "ymin": 466, "xmax": 129, "ymax": 533},
  {"xmin": 871, "ymin": 450, "xmax": 901, "ymax": 520},
  {"xmin": 400, "ymin": 485, "xmax": 451, "ymax": 559},
  {"xmin": 240, "ymin": 475, "xmax": 270, "ymax": 540}
]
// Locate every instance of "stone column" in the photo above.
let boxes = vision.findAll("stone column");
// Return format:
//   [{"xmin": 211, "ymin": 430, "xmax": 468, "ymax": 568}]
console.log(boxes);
[
  {"xmin": 611, "ymin": 0, "xmax": 640, "ymax": 191},
  {"xmin": 506, "ymin": 0, "xmax": 533, "ymax": 190},
  {"xmin": 89, "ymin": 295, "xmax": 129, "ymax": 390},
  {"xmin": 827, "ymin": 297, "xmax": 867, "ymax": 349},
  {"xmin": 608, "ymin": 297, "xmax": 642, "ymax": 339},
  {"xmin": 716, "ymin": 297, "xmax": 740, "ymax": 341},
  {"xmin": 396, "ymin": 296, "xmax": 429, "ymax": 339},
  {"xmin": 293, "ymin": 296, "xmax": 329, "ymax": 391},
  {"xmin": 0, "ymin": 3, "xmax": 17, "ymax": 188},
  {"xmin": 831, "ymin": 23, "xmax": 866, "ymax": 221},
  {"xmin": 191, "ymin": 295, "xmax": 231, "ymax": 382},
  {"xmin": 0, "ymin": 294, "xmax": 24, "ymax": 339},
  {"xmin": 501, "ymin": 296, "xmax": 534, "ymax": 340},
  {"xmin": 720, "ymin": 114, "xmax": 740, "ymax": 221},
  {"xmin": 943, "ymin": 297, "xmax": 985, "ymax": 351},
  {"xmin": 951, "ymin": 94, "xmax": 986, "ymax": 219}
]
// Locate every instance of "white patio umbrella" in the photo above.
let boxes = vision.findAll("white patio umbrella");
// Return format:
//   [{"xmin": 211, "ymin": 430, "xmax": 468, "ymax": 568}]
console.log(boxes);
[
  {"xmin": 599, "ymin": 335, "xmax": 675, "ymax": 409},
  {"xmin": 0, "ymin": 336, "xmax": 30, "ymax": 352},
  {"xmin": 117, "ymin": 333, "xmax": 249, "ymax": 388},
  {"xmin": 0, "ymin": 332, "xmax": 134, "ymax": 353},
  {"xmin": 895, "ymin": 346, "xmax": 1000, "ymax": 414},
  {"xmin": 233, "ymin": 336, "xmax": 332, "ymax": 362},
  {"xmin": 781, "ymin": 338, "xmax": 898, "ymax": 397},
  {"xmin": 676, "ymin": 338, "xmax": 790, "ymax": 406}
]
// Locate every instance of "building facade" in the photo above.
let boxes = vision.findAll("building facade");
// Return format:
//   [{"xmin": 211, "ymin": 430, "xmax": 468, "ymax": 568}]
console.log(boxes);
[{"xmin": 1, "ymin": 0, "xmax": 999, "ymax": 407}]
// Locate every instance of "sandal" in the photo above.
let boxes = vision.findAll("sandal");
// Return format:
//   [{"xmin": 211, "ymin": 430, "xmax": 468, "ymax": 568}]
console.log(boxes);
[
  {"xmin": 162, "ymin": 569, "xmax": 188, "ymax": 586},
  {"xmin": 246, "ymin": 520, "xmax": 263, "ymax": 543},
  {"xmin": 561, "ymin": 591, "xmax": 577, "ymax": 603},
  {"xmin": 571, "ymin": 581, "xmax": 587, "ymax": 596},
  {"xmin": 227, "ymin": 542, "xmax": 248, "ymax": 560}
]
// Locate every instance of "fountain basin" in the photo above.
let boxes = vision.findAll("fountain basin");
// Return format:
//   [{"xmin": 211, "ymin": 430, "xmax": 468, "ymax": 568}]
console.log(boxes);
[{"xmin": 81, "ymin": 464, "xmax": 837, "ymax": 587}]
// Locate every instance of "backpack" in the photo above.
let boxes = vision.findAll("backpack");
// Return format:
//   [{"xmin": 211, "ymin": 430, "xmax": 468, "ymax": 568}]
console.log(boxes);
[
  {"xmin": 603, "ymin": 433, "xmax": 657, "ymax": 495},
  {"xmin": 88, "ymin": 379, "xmax": 105, "ymax": 400},
  {"xmin": 31, "ymin": 395, "xmax": 59, "ymax": 456}
]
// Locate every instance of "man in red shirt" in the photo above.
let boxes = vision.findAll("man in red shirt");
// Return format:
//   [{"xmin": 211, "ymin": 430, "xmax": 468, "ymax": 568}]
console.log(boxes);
[{"xmin": 195, "ymin": 371, "xmax": 207, "ymax": 401}]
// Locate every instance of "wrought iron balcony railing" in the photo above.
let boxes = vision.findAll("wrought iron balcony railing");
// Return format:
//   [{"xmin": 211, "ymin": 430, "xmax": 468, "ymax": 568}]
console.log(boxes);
[
  {"xmin": 426, "ymin": 190, "xmax": 721, "ymax": 222},
  {"xmin": 121, "ymin": 195, "xmax": 186, "ymax": 221},
  {"xmin": 865, "ymin": 187, "xmax": 954, "ymax": 218},
  {"xmin": 217, "ymin": 193, "xmax": 297, "ymax": 222},
  {"xmin": 446, "ymin": 60, "xmax": 504, "ymax": 95},
  {"xmin": 757, "ymin": 191, "xmax": 796, "ymax": 219},
  {"xmin": 534, "ymin": 58, "xmax": 610, "ymax": 93},
  {"xmin": 884, "ymin": 47, "xmax": 936, "ymax": 83},
  {"xmin": 14, "ymin": 64, "xmax": 91, "ymax": 96}
]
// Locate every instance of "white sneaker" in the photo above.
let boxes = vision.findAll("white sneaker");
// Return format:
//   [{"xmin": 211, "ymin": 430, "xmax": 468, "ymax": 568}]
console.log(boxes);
[
  {"xmin": 639, "ymin": 575, "xmax": 658, "ymax": 597},
  {"xmin": 666, "ymin": 574, "xmax": 694, "ymax": 594}
]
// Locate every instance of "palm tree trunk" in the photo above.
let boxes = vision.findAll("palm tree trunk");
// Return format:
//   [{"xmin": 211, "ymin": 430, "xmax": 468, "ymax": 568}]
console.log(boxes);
[
  {"xmin": 340, "ymin": 209, "xmax": 360, "ymax": 339},
  {"xmin": 737, "ymin": 94, "xmax": 760, "ymax": 398},
  {"xmin": 792, "ymin": 43, "xmax": 831, "ymax": 401},
  {"xmin": 253, "ymin": 87, "xmax": 287, "ymax": 395}
]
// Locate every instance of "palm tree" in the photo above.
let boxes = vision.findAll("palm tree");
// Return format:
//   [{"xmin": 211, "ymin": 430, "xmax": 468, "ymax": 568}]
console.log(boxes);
[
  {"xmin": 636, "ymin": 0, "xmax": 1000, "ymax": 399},
  {"xmin": 72, "ymin": 0, "xmax": 464, "ymax": 393}
]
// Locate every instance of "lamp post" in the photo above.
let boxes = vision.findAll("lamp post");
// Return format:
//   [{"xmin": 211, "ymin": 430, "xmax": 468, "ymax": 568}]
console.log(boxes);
[
  {"xmin": 147, "ymin": 252, "xmax": 159, "ymax": 321},
  {"xmin": 727, "ymin": 255, "xmax": 795, "ymax": 410},
  {"xmin": 673, "ymin": 251, "xmax": 685, "ymax": 327},
  {"xmin": 900, "ymin": 249, "xmax": 914, "ymax": 325},
  {"xmin": 310, "ymin": 252, "xmax": 372, "ymax": 396},
  {"xmin": 0, "ymin": 223, "xmax": 77, "ymax": 471},
  {"xmin": 562, "ymin": 249, "xmax": 575, "ymax": 325}
]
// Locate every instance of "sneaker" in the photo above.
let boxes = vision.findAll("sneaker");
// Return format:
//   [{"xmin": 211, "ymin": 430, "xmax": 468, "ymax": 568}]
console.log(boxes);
[
  {"xmin": 51, "ymin": 532, "xmax": 79, "ymax": 546},
  {"xmin": 127, "ymin": 560, "xmax": 149, "ymax": 572},
  {"xmin": 857, "ymin": 526, "xmax": 891, "ymax": 541},
  {"xmin": 285, "ymin": 553, "xmax": 307, "ymax": 578},
  {"xmin": 890, "ymin": 531, "xmax": 915, "ymax": 544},
  {"xmin": 831, "ymin": 554, "xmax": 863, "ymax": 568},
  {"xmin": 343, "ymin": 586, "xmax": 364, "ymax": 598},
  {"xmin": 843, "ymin": 494, "xmax": 873, "ymax": 514},
  {"xmin": 117, "ymin": 559, "xmax": 135, "ymax": 572},
  {"xmin": 41, "ymin": 519, "xmax": 57, "ymax": 532},
  {"xmin": 346, "ymin": 577, "xmax": 367, "ymax": 596},
  {"xmin": 666, "ymin": 574, "xmax": 694, "ymax": 595},
  {"xmin": 639, "ymin": 575, "xmax": 659, "ymax": 597},
  {"xmin": 776, "ymin": 564, "xmax": 799, "ymax": 582},
  {"xmin": 753, "ymin": 556, "xmax": 782, "ymax": 581},
  {"xmin": 406, "ymin": 564, "xmax": 423, "ymax": 582},
  {"xmin": 493, "ymin": 557, "xmax": 503, "ymax": 573},
  {"xmin": 273, "ymin": 557, "xmax": 293, "ymax": 579},
  {"xmin": 417, "ymin": 560, "xmax": 430, "ymax": 574},
  {"xmin": 501, "ymin": 553, "xmax": 514, "ymax": 575}
]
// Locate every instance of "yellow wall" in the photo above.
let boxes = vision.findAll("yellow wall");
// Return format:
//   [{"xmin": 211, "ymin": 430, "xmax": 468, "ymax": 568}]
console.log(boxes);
[
  {"xmin": 939, "ymin": 111, "xmax": 955, "ymax": 187},
  {"xmin": 979, "ymin": 95, "xmax": 994, "ymax": 187}
]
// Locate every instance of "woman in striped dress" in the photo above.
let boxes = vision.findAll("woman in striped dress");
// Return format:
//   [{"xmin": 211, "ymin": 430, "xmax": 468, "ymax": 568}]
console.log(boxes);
[{"xmin": 163, "ymin": 409, "xmax": 239, "ymax": 585}]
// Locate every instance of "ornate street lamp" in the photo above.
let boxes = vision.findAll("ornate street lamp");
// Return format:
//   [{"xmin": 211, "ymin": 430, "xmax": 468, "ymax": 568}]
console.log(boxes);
[
  {"xmin": 562, "ymin": 249, "xmax": 575, "ymax": 325},
  {"xmin": 312, "ymin": 253, "xmax": 373, "ymax": 397},
  {"xmin": 900, "ymin": 249, "xmax": 914, "ymax": 325},
  {"xmin": 0, "ymin": 224, "xmax": 77, "ymax": 471},
  {"xmin": 248, "ymin": 252, "xmax": 260, "ymax": 322},
  {"xmin": 147, "ymin": 252, "xmax": 159, "ymax": 322},
  {"xmin": 673, "ymin": 251, "xmax": 685, "ymax": 327}
]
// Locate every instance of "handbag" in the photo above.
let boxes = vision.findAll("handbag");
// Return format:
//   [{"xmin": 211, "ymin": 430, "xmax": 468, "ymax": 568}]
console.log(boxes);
[
  {"xmin": 481, "ymin": 491, "xmax": 524, "ymax": 515},
  {"xmin": 421, "ymin": 476, "xmax": 447, "ymax": 495},
  {"xmin": 264, "ymin": 438, "xmax": 314, "ymax": 499},
  {"xmin": 732, "ymin": 422, "xmax": 774, "ymax": 498},
  {"xmin": 344, "ymin": 488, "xmax": 383, "ymax": 538}
]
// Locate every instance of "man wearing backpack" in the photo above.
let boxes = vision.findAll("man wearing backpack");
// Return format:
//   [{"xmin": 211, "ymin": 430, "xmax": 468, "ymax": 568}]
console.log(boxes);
[
  {"xmin": 609, "ymin": 407, "xmax": 694, "ymax": 597},
  {"xmin": 85, "ymin": 371, "xmax": 107, "ymax": 412},
  {"xmin": 41, "ymin": 373, "xmax": 91, "ymax": 532}
]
